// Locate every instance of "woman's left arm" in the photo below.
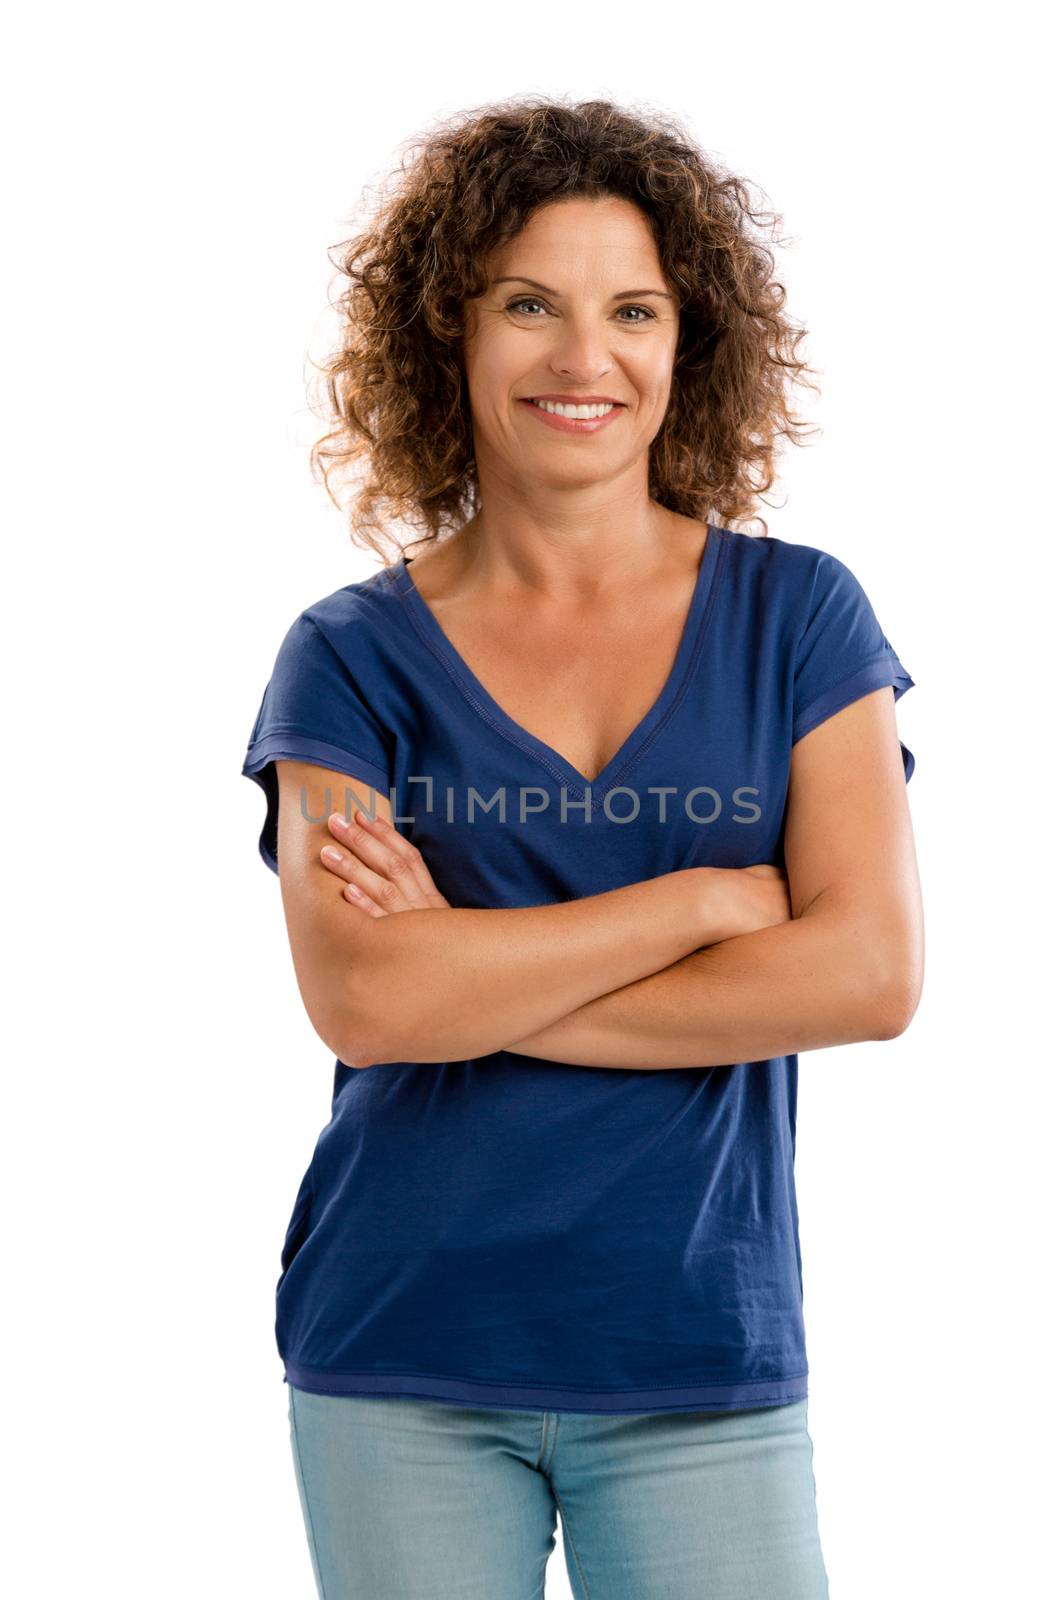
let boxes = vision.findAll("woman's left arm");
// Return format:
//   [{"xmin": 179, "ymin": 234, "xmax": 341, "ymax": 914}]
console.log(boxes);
[{"xmin": 503, "ymin": 686, "xmax": 924, "ymax": 1069}]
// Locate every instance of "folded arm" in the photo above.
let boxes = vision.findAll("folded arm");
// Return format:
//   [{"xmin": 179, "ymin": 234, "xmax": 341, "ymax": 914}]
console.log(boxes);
[
  {"xmin": 271, "ymin": 689, "xmax": 921, "ymax": 1073},
  {"xmin": 272, "ymin": 759, "xmax": 722, "ymax": 1069},
  {"xmin": 502, "ymin": 686, "xmax": 924, "ymax": 1068}
]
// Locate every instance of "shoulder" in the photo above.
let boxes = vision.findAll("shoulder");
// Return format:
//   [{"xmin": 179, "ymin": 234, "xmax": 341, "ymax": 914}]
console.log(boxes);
[
  {"xmin": 713, "ymin": 526, "xmax": 842, "ymax": 612},
  {"xmin": 713, "ymin": 531, "xmax": 894, "ymax": 663},
  {"xmin": 717, "ymin": 526, "xmax": 839, "ymax": 577},
  {"xmin": 257, "ymin": 564, "xmax": 406, "ymax": 701},
  {"xmin": 277, "ymin": 564, "xmax": 406, "ymax": 671},
  {"xmin": 299, "ymin": 562, "xmax": 401, "ymax": 634}
]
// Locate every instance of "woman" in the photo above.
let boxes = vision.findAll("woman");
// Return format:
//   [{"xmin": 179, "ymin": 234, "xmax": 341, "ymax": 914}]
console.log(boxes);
[{"xmin": 241, "ymin": 97, "xmax": 922, "ymax": 1600}]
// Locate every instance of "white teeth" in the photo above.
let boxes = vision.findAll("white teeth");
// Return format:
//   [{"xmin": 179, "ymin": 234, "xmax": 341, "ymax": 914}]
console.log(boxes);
[{"xmin": 530, "ymin": 399, "xmax": 615, "ymax": 419}]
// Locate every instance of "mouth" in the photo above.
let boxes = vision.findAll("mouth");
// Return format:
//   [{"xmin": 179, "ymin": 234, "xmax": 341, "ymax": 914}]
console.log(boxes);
[
  {"xmin": 523, "ymin": 398, "xmax": 625, "ymax": 414},
  {"xmin": 519, "ymin": 397, "xmax": 626, "ymax": 434}
]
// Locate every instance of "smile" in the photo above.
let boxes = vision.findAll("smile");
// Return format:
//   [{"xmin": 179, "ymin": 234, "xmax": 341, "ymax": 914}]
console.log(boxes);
[{"xmin": 519, "ymin": 398, "xmax": 625, "ymax": 434}]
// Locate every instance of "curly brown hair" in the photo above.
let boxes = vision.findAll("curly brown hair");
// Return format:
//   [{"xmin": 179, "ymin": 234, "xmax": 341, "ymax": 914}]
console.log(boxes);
[{"xmin": 307, "ymin": 93, "xmax": 820, "ymax": 562}]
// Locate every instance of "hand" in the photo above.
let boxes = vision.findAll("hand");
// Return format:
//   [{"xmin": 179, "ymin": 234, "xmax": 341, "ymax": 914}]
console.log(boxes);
[
  {"xmin": 697, "ymin": 863, "xmax": 792, "ymax": 945},
  {"xmin": 320, "ymin": 808, "xmax": 452, "ymax": 917}
]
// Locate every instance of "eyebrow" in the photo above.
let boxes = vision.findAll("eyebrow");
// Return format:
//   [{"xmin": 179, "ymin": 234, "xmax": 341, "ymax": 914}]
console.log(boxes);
[{"xmin": 492, "ymin": 275, "xmax": 673, "ymax": 301}]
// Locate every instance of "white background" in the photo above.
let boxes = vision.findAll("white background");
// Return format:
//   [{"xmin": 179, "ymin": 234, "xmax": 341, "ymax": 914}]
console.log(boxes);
[{"xmin": 5, "ymin": 2, "xmax": 1050, "ymax": 1595}]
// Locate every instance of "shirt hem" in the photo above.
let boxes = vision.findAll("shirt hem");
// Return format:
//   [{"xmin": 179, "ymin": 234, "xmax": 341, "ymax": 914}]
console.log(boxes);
[
  {"xmin": 792, "ymin": 651, "xmax": 912, "ymax": 746},
  {"xmin": 281, "ymin": 1360, "xmax": 809, "ymax": 1415}
]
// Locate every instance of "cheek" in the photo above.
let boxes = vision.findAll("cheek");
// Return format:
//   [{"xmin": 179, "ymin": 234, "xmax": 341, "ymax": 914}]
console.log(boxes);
[
  {"xmin": 635, "ymin": 349, "xmax": 677, "ymax": 392},
  {"xmin": 466, "ymin": 323, "xmax": 525, "ymax": 381}
]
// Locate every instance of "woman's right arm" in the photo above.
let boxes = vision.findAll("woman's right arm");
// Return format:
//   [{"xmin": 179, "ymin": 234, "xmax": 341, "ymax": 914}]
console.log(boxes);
[{"xmin": 273, "ymin": 759, "xmax": 717, "ymax": 1070}]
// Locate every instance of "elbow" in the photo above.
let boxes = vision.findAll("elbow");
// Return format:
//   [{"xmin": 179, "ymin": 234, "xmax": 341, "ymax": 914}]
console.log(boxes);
[
  {"xmin": 869, "ymin": 969, "xmax": 923, "ymax": 1041},
  {"xmin": 301, "ymin": 979, "xmax": 379, "ymax": 1070},
  {"xmin": 857, "ymin": 912, "xmax": 924, "ymax": 1042},
  {"xmin": 331, "ymin": 948, "xmax": 451, "ymax": 1068},
  {"xmin": 338, "ymin": 1036, "xmax": 377, "ymax": 1072},
  {"xmin": 315, "ymin": 1010, "xmax": 376, "ymax": 1072},
  {"xmin": 341, "ymin": 1017, "xmax": 449, "ymax": 1070},
  {"xmin": 340, "ymin": 961, "xmax": 460, "ymax": 1067},
  {"xmin": 306, "ymin": 976, "xmax": 384, "ymax": 1072},
  {"xmin": 302, "ymin": 929, "xmax": 416, "ymax": 1071},
  {"xmin": 335, "ymin": 1013, "xmax": 387, "ymax": 1072},
  {"xmin": 334, "ymin": 972, "xmax": 405, "ymax": 1071}
]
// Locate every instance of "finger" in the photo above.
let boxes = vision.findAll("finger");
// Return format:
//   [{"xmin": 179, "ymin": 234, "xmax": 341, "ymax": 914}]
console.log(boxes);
[
  {"xmin": 327, "ymin": 809, "xmax": 438, "ymax": 907},
  {"xmin": 319, "ymin": 842, "xmax": 408, "ymax": 912},
  {"xmin": 341, "ymin": 880, "xmax": 389, "ymax": 918},
  {"xmin": 354, "ymin": 812, "xmax": 453, "ymax": 907}
]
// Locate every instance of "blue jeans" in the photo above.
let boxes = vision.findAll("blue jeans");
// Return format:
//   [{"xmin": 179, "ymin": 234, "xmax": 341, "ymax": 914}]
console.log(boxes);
[{"xmin": 287, "ymin": 1387, "xmax": 830, "ymax": 1598}]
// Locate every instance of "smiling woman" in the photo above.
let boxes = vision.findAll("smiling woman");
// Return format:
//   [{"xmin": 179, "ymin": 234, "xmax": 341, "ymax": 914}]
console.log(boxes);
[
  {"xmin": 463, "ymin": 191, "xmax": 682, "ymax": 470},
  {"xmin": 240, "ymin": 93, "xmax": 919, "ymax": 1600},
  {"xmin": 302, "ymin": 98, "xmax": 819, "ymax": 563}
]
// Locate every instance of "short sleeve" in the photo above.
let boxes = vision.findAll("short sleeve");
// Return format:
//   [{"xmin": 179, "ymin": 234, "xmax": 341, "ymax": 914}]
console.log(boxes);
[
  {"xmin": 241, "ymin": 610, "xmax": 394, "ymax": 874},
  {"xmin": 792, "ymin": 550, "xmax": 916, "ymax": 782}
]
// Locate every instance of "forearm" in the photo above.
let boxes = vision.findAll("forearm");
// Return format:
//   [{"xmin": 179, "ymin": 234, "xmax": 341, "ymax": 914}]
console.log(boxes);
[
  {"xmin": 345, "ymin": 869, "xmax": 707, "ymax": 1067},
  {"xmin": 501, "ymin": 895, "xmax": 907, "ymax": 1069}
]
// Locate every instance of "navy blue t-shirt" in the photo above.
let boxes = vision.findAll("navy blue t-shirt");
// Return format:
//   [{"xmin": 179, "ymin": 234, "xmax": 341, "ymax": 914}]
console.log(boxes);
[{"xmin": 241, "ymin": 523, "xmax": 915, "ymax": 1414}]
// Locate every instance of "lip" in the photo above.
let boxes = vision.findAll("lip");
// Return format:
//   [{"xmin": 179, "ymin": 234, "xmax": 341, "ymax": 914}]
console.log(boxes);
[
  {"xmin": 519, "ymin": 397, "xmax": 625, "ymax": 435},
  {"xmin": 526, "ymin": 394, "xmax": 626, "ymax": 405}
]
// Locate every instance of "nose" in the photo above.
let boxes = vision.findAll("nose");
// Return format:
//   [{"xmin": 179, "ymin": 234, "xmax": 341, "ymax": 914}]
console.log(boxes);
[{"xmin": 547, "ymin": 318, "xmax": 616, "ymax": 382}]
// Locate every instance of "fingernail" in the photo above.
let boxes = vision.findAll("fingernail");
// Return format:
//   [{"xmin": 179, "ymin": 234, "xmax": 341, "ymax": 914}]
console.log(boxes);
[
  {"xmin": 321, "ymin": 847, "xmax": 342, "ymax": 863},
  {"xmin": 328, "ymin": 812, "xmax": 347, "ymax": 829}
]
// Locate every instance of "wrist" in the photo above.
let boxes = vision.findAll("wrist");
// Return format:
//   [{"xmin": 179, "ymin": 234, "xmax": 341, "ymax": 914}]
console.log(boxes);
[{"xmin": 683, "ymin": 866, "xmax": 737, "ymax": 948}]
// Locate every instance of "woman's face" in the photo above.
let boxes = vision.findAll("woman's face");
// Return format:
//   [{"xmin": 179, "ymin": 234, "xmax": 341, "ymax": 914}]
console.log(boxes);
[{"xmin": 461, "ymin": 195, "xmax": 680, "ymax": 493}]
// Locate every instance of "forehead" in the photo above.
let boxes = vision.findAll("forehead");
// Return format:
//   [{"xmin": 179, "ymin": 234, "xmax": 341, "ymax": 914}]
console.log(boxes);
[{"xmin": 487, "ymin": 197, "xmax": 662, "ymax": 281}]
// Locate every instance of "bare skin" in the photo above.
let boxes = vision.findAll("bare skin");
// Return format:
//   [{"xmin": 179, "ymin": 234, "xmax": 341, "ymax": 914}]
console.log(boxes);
[
  {"xmin": 272, "ymin": 193, "xmax": 923, "ymax": 1070},
  {"xmin": 395, "ymin": 508, "xmax": 714, "ymax": 785},
  {"xmin": 275, "ymin": 758, "xmax": 792, "ymax": 1070},
  {"xmin": 305, "ymin": 681, "xmax": 921, "ymax": 1071}
]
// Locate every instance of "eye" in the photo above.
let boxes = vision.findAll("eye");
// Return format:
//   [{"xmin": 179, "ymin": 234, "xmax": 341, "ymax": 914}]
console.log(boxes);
[{"xmin": 505, "ymin": 297, "xmax": 656, "ymax": 324}]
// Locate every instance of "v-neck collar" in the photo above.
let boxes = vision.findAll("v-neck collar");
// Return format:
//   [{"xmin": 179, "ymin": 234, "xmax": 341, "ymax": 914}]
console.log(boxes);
[{"xmin": 390, "ymin": 524, "xmax": 726, "ymax": 808}]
